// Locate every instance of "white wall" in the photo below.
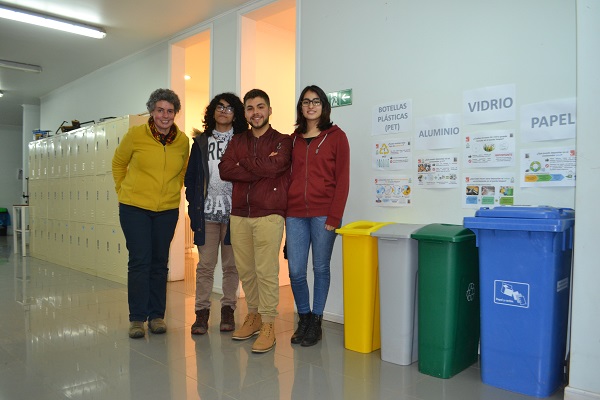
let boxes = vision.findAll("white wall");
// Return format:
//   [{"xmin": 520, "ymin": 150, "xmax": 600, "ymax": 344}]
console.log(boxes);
[
  {"xmin": 299, "ymin": 0, "xmax": 577, "ymax": 323},
  {"xmin": 0, "ymin": 124, "xmax": 24, "ymax": 233},
  {"xmin": 565, "ymin": 2, "xmax": 600, "ymax": 399},
  {"xmin": 40, "ymin": 42, "xmax": 170, "ymax": 131},
  {"xmin": 35, "ymin": 0, "xmax": 598, "ymax": 394}
]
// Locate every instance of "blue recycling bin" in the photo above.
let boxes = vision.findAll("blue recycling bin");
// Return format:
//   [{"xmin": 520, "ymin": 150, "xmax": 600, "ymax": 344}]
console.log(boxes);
[
  {"xmin": 464, "ymin": 206, "xmax": 574, "ymax": 398},
  {"xmin": 0, "ymin": 208, "xmax": 10, "ymax": 236}
]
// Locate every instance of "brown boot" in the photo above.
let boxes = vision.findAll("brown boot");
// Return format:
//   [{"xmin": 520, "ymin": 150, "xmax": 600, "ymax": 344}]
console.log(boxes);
[
  {"xmin": 232, "ymin": 313, "xmax": 262, "ymax": 340},
  {"xmin": 191, "ymin": 309, "xmax": 210, "ymax": 335},
  {"xmin": 220, "ymin": 306, "xmax": 235, "ymax": 332},
  {"xmin": 252, "ymin": 322, "xmax": 276, "ymax": 353}
]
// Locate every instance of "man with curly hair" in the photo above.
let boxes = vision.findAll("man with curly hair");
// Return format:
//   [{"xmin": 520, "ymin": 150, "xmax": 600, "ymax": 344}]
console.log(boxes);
[{"xmin": 185, "ymin": 93, "xmax": 248, "ymax": 335}]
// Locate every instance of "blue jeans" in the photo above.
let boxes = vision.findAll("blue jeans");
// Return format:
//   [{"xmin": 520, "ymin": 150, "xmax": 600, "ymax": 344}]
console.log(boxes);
[
  {"xmin": 119, "ymin": 203, "xmax": 179, "ymax": 322},
  {"xmin": 285, "ymin": 216, "xmax": 339, "ymax": 316}
]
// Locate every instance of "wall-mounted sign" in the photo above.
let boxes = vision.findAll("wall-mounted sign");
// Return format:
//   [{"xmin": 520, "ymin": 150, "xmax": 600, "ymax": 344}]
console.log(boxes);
[{"xmin": 327, "ymin": 89, "xmax": 352, "ymax": 108}]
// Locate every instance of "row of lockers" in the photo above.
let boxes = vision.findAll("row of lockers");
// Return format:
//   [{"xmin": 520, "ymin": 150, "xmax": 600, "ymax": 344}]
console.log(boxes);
[
  {"xmin": 28, "ymin": 175, "xmax": 119, "ymax": 224},
  {"xmin": 29, "ymin": 114, "xmax": 146, "ymax": 180},
  {"xmin": 30, "ymin": 218, "xmax": 128, "ymax": 284}
]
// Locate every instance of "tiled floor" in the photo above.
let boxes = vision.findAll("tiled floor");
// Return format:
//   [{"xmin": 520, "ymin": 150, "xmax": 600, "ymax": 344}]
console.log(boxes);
[{"xmin": 0, "ymin": 235, "xmax": 565, "ymax": 399}]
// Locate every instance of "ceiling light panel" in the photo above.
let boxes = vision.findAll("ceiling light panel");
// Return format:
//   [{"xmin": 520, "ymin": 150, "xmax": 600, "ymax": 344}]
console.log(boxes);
[{"xmin": 0, "ymin": 5, "xmax": 106, "ymax": 39}]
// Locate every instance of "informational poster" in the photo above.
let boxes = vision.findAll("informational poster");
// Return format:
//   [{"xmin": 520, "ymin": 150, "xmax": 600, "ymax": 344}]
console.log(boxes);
[
  {"xmin": 520, "ymin": 98, "xmax": 576, "ymax": 142},
  {"xmin": 414, "ymin": 114, "xmax": 461, "ymax": 150},
  {"xmin": 462, "ymin": 173, "xmax": 516, "ymax": 208},
  {"xmin": 373, "ymin": 176, "xmax": 412, "ymax": 206},
  {"xmin": 520, "ymin": 147, "xmax": 576, "ymax": 187},
  {"xmin": 464, "ymin": 130, "xmax": 516, "ymax": 168},
  {"xmin": 416, "ymin": 154, "xmax": 459, "ymax": 187},
  {"xmin": 463, "ymin": 83, "xmax": 516, "ymax": 125},
  {"xmin": 372, "ymin": 99, "xmax": 412, "ymax": 135},
  {"xmin": 373, "ymin": 139, "xmax": 412, "ymax": 170}
]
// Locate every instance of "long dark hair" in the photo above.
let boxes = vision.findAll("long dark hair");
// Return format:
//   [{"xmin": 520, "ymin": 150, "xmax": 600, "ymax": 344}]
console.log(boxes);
[
  {"xmin": 202, "ymin": 92, "xmax": 248, "ymax": 135},
  {"xmin": 295, "ymin": 85, "xmax": 333, "ymax": 134}
]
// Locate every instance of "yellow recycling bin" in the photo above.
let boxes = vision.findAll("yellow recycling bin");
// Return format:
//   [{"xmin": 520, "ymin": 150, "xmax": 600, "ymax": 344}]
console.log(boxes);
[{"xmin": 336, "ymin": 220, "xmax": 393, "ymax": 353}]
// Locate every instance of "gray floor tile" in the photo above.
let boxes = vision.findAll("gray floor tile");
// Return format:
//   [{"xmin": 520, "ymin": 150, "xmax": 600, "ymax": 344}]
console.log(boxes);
[{"xmin": 0, "ymin": 236, "xmax": 565, "ymax": 400}]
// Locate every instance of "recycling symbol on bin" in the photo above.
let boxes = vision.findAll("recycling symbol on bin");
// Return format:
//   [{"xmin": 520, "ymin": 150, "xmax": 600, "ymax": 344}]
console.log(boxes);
[{"xmin": 465, "ymin": 282, "xmax": 475, "ymax": 302}]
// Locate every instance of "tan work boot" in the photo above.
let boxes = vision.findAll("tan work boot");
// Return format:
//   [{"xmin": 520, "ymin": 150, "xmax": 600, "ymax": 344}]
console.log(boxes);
[
  {"xmin": 128, "ymin": 321, "xmax": 145, "ymax": 339},
  {"xmin": 232, "ymin": 313, "xmax": 262, "ymax": 340},
  {"xmin": 252, "ymin": 322, "xmax": 276, "ymax": 353},
  {"xmin": 148, "ymin": 318, "xmax": 167, "ymax": 334}
]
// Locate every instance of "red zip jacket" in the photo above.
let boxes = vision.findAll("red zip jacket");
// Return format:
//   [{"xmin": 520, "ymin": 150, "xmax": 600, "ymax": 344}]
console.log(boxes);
[
  {"xmin": 286, "ymin": 125, "xmax": 350, "ymax": 228},
  {"xmin": 218, "ymin": 126, "xmax": 292, "ymax": 218}
]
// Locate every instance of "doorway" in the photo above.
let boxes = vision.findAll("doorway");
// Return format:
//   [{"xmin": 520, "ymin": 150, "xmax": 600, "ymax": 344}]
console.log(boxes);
[
  {"xmin": 168, "ymin": 29, "xmax": 211, "ymax": 282},
  {"xmin": 240, "ymin": 0, "xmax": 296, "ymax": 286}
]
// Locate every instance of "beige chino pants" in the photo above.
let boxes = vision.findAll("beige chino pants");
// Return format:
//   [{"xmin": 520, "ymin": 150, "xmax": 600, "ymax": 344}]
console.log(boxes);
[{"xmin": 229, "ymin": 214, "xmax": 284, "ymax": 322}]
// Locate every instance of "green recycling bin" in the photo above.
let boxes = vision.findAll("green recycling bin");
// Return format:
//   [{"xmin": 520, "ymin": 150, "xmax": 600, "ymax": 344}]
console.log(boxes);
[{"xmin": 411, "ymin": 223, "xmax": 480, "ymax": 379}]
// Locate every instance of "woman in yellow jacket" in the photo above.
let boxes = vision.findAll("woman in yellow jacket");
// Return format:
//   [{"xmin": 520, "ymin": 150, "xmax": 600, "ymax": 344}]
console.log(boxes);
[{"xmin": 112, "ymin": 88, "xmax": 189, "ymax": 339}]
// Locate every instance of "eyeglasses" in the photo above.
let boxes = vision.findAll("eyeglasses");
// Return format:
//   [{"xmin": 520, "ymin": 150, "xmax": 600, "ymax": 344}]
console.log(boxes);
[
  {"xmin": 216, "ymin": 104, "xmax": 234, "ymax": 113},
  {"xmin": 301, "ymin": 98, "xmax": 322, "ymax": 107}
]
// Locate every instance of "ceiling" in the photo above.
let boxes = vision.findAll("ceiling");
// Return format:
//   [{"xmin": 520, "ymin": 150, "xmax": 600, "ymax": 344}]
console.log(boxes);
[{"xmin": 0, "ymin": 0, "xmax": 254, "ymax": 126}]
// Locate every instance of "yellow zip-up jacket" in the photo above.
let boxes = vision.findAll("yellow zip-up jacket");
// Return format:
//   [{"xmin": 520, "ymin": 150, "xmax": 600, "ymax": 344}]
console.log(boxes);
[{"xmin": 112, "ymin": 122, "xmax": 190, "ymax": 212}]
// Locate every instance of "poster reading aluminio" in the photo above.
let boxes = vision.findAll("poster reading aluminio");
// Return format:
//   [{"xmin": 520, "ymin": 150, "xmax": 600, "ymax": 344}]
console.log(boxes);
[{"xmin": 416, "ymin": 154, "xmax": 459, "ymax": 187}]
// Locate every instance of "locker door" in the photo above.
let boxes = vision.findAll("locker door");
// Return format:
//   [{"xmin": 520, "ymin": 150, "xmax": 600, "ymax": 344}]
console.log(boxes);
[
  {"xmin": 105, "ymin": 119, "xmax": 118, "ymax": 173},
  {"xmin": 59, "ymin": 178, "xmax": 70, "ymax": 221},
  {"xmin": 57, "ymin": 220, "xmax": 69, "ymax": 266},
  {"xmin": 38, "ymin": 179, "xmax": 48, "ymax": 219},
  {"xmin": 37, "ymin": 218, "xmax": 48, "ymax": 261},
  {"xmin": 77, "ymin": 176, "xmax": 90, "ymax": 222},
  {"xmin": 39, "ymin": 140, "xmax": 48, "ymax": 180},
  {"xmin": 47, "ymin": 137, "xmax": 56, "ymax": 178},
  {"xmin": 48, "ymin": 180, "xmax": 60, "ymax": 218},
  {"xmin": 28, "ymin": 141, "xmax": 36, "ymax": 180},
  {"xmin": 106, "ymin": 177, "xmax": 119, "ymax": 225},
  {"xmin": 83, "ymin": 223, "xmax": 97, "ymax": 276},
  {"xmin": 83, "ymin": 126, "xmax": 96, "ymax": 176},
  {"xmin": 107, "ymin": 225, "xmax": 127, "ymax": 284},
  {"xmin": 115, "ymin": 227, "xmax": 128, "ymax": 283},
  {"xmin": 94, "ymin": 174, "xmax": 106, "ymax": 223},
  {"xmin": 69, "ymin": 130, "xmax": 80, "ymax": 177},
  {"xmin": 60, "ymin": 135, "xmax": 70, "ymax": 178},
  {"xmin": 47, "ymin": 219, "xmax": 57, "ymax": 264},
  {"xmin": 53, "ymin": 136, "xmax": 62, "ymax": 177},
  {"xmin": 69, "ymin": 222, "xmax": 82, "ymax": 270},
  {"xmin": 86, "ymin": 176, "xmax": 96, "ymax": 223},
  {"xmin": 95, "ymin": 224, "xmax": 109, "ymax": 280},
  {"xmin": 95, "ymin": 123, "xmax": 107, "ymax": 174}
]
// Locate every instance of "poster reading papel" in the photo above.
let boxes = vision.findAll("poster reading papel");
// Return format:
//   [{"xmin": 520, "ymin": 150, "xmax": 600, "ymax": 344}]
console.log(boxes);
[{"xmin": 520, "ymin": 147, "xmax": 576, "ymax": 187}]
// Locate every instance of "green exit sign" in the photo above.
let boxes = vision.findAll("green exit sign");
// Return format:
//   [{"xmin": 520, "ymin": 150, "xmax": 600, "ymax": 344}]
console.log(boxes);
[{"xmin": 327, "ymin": 89, "xmax": 352, "ymax": 108}]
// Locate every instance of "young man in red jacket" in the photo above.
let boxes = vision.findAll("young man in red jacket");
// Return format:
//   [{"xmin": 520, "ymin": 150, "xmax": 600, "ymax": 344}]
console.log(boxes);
[{"xmin": 218, "ymin": 89, "xmax": 292, "ymax": 353}]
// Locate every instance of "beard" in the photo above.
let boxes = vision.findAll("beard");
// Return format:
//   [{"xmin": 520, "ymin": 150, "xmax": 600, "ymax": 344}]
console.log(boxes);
[{"xmin": 248, "ymin": 116, "xmax": 269, "ymax": 130}]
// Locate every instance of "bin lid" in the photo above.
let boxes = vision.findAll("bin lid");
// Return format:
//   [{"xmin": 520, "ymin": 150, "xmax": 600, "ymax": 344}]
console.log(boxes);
[
  {"xmin": 371, "ymin": 223, "xmax": 426, "ymax": 239},
  {"xmin": 464, "ymin": 206, "xmax": 575, "ymax": 232},
  {"xmin": 0, "ymin": 208, "xmax": 7, "ymax": 213},
  {"xmin": 473, "ymin": 206, "xmax": 574, "ymax": 219},
  {"xmin": 410, "ymin": 223, "xmax": 475, "ymax": 242},
  {"xmin": 336, "ymin": 220, "xmax": 394, "ymax": 236}
]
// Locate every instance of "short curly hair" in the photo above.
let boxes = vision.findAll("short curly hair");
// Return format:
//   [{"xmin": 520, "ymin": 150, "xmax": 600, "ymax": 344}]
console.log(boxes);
[{"xmin": 146, "ymin": 88, "xmax": 181, "ymax": 114}]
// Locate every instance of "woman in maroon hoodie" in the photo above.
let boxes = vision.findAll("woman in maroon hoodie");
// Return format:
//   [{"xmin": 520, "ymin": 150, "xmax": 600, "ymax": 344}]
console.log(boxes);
[{"xmin": 286, "ymin": 85, "xmax": 350, "ymax": 347}]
